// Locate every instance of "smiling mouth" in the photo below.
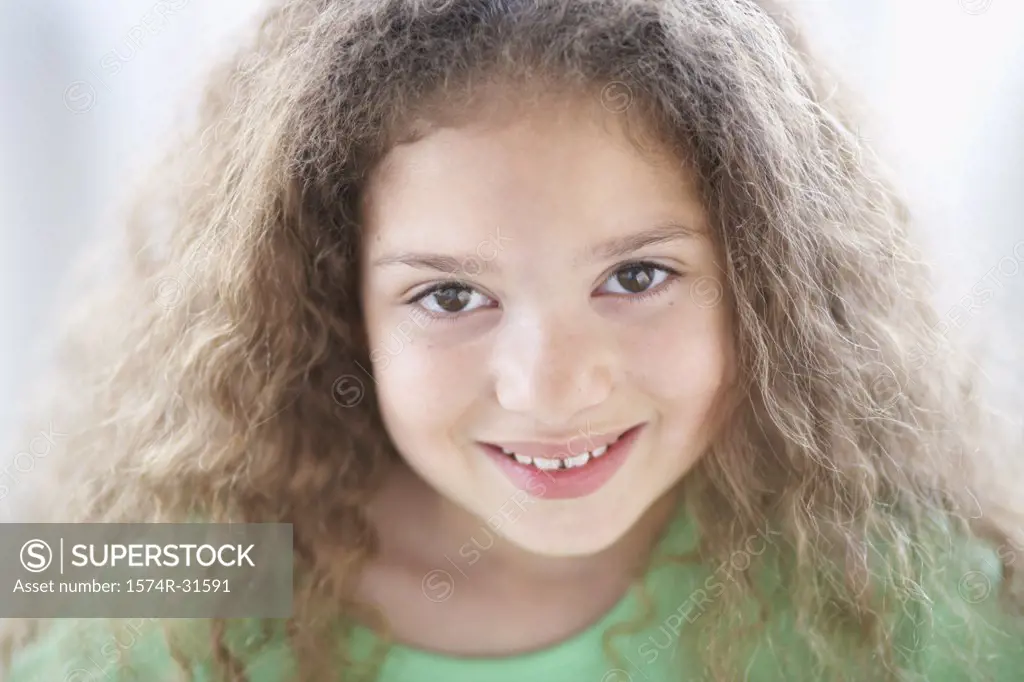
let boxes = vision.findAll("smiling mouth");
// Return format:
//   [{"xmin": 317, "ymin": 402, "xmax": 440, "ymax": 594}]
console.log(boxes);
[
  {"xmin": 490, "ymin": 425, "xmax": 640, "ymax": 472},
  {"xmin": 498, "ymin": 442, "xmax": 610, "ymax": 471}
]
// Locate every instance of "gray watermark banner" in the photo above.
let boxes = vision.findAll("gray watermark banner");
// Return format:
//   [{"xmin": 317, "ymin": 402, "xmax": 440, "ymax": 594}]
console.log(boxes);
[{"xmin": 0, "ymin": 524, "xmax": 292, "ymax": 618}]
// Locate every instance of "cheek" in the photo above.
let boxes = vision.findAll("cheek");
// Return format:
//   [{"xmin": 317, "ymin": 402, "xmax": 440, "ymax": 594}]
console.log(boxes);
[
  {"xmin": 625, "ymin": 302, "xmax": 731, "ymax": 425},
  {"xmin": 369, "ymin": 321, "xmax": 485, "ymax": 445}
]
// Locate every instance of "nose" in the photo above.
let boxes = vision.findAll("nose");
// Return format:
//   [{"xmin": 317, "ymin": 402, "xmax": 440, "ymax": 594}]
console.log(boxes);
[{"xmin": 491, "ymin": 310, "xmax": 615, "ymax": 424}]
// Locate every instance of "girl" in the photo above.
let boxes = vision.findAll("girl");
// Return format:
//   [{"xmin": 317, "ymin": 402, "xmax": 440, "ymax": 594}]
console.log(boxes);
[{"xmin": 4, "ymin": 0, "xmax": 1023, "ymax": 680}]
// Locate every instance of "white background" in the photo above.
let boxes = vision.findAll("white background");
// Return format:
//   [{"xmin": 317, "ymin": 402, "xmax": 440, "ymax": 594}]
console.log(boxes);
[{"xmin": 2, "ymin": 0, "xmax": 1023, "ymax": 462}]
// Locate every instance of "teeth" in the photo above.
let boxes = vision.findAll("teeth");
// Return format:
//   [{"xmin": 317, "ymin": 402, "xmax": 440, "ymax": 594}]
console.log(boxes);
[
  {"xmin": 564, "ymin": 452, "xmax": 591, "ymax": 468},
  {"xmin": 499, "ymin": 432, "xmax": 624, "ymax": 471}
]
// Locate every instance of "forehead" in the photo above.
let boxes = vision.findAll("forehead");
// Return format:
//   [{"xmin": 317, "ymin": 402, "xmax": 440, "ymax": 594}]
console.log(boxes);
[{"xmin": 359, "ymin": 93, "xmax": 709, "ymax": 257}]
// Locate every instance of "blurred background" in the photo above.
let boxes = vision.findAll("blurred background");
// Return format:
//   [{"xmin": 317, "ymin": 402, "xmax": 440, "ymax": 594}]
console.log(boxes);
[{"xmin": 1, "ymin": 0, "xmax": 1022, "ymax": 500}]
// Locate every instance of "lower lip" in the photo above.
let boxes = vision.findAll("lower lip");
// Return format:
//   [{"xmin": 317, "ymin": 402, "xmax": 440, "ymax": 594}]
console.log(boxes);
[{"xmin": 481, "ymin": 424, "xmax": 645, "ymax": 500}]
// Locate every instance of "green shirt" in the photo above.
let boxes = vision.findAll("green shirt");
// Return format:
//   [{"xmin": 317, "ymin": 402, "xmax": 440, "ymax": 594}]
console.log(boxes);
[{"xmin": 7, "ymin": 511, "xmax": 1024, "ymax": 681}]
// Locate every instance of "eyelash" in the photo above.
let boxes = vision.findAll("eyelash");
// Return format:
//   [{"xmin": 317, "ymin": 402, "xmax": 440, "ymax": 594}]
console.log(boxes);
[
  {"xmin": 405, "ymin": 281, "xmax": 490, "ymax": 326},
  {"xmin": 405, "ymin": 260, "xmax": 683, "ymax": 322},
  {"xmin": 605, "ymin": 260, "xmax": 682, "ymax": 302}
]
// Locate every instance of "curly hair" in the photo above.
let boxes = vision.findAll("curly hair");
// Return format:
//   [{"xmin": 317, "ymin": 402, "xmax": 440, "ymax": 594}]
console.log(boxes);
[{"xmin": 2, "ymin": 0, "xmax": 1022, "ymax": 680}]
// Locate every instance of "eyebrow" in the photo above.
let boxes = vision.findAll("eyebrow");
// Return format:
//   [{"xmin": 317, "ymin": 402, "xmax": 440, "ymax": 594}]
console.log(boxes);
[
  {"xmin": 372, "ymin": 252, "xmax": 499, "ymax": 275},
  {"xmin": 372, "ymin": 221, "xmax": 704, "ymax": 274},
  {"xmin": 585, "ymin": 221, "xmax": 705, "ymax": 263}
]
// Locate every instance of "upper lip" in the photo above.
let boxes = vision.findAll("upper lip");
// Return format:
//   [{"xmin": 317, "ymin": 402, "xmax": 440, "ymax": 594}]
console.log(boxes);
[{"xmin": 483, "ymin": 424, "xmax": 641, "ymax": 459}]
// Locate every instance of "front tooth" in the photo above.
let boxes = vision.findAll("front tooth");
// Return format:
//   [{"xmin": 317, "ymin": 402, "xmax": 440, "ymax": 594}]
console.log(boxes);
[
  {"xmin": 532, "ymin": 456, "xmax": 561, "ymax": 470},
  {"xmin": 502, "ymin": 447, "xmax": 515, "ymax": 455},
  {"xmin": 564, "ymin": 452, "xmax": 591, "ymax": 468},
  {"xmin": 514, "ymin": 453, "xmax": 532, "ymax": 465},
  {"xmin": 591, "ymin": 445, "xmax": 608, "ymax": 458}
]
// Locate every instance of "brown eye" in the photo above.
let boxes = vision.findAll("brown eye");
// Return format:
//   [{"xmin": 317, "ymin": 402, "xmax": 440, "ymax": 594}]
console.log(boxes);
[
  {"xmin": 615, "ymin": 265, "xmax": 655, "ymax": 293},
  {"xmin": 597, "ymin": 262, "xmax": 677, "ymax": 297},
  {"xmin": 413, "ymin": 283, "xmax": 493, "ymax": 316},
  {"xmin": 432, "ymin": 286, "xmax": 474, "ymax": 313}
]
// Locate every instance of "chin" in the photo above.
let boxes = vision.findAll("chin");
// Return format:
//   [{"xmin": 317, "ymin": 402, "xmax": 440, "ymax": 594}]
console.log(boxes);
[{"xmin": 498, "ymin": 512, "xmax": 639, "ymax": 558}]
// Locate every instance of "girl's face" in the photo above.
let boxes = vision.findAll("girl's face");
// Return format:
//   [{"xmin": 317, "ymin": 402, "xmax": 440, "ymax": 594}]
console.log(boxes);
[{"xmin": 360, "ymin": 94, "xmax": 732, "ymax": 557}]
